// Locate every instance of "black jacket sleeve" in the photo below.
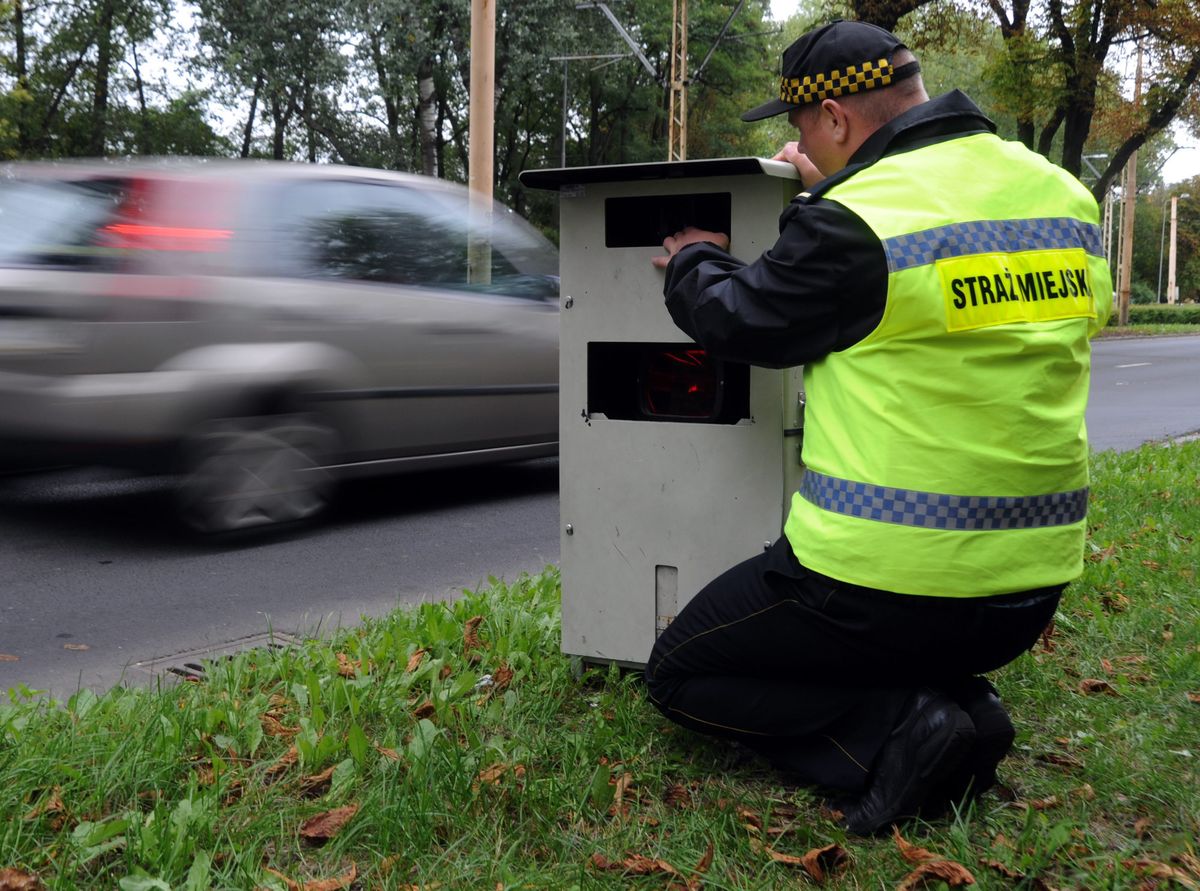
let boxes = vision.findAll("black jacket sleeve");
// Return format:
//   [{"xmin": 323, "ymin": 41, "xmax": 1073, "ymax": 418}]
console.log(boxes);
[{"xmin": 661, "ymin": 197, "xmax": 888, "ymax": 368}]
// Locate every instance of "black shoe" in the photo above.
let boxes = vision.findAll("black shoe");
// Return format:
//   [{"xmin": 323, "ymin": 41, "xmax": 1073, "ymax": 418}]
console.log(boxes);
[
  {"xmin": 841, "ymin": 688, "xmax": 976, "ymax": 836},
  {"xmin": 928, "ymin": 677, "xmax": 1015, "ymax": 809}
]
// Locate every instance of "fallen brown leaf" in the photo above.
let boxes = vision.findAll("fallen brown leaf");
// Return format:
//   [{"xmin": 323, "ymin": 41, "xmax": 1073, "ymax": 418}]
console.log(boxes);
[
  {"xmin": 1037, "ymin": 752, "xmax": 1083, "ymax": 770},
  {"xmin": 664, "ymin": 783, "xmax": 693, "ymax": 810},
  {"xmin": 463, "ymin": 616, "xmax": 485, "ymax": 652},
  {"xmin": 299, "ymin": 765, "xmax": 336, "ymax": 797},
  {"xmin": 1124, "ymin": 858, "xmax": 1200, "ymax": 890},
  {"xmin": 405, "ymin": 649, "xmax": 427, "ymax": 673},
  {"xmin": 22, "ymin": 788, "xmax": 64, "ymax": 822},
  {"xmin": 1040, "ymin": 621, "xmax": 1057, "ymax": 651},
  {"xmin": 62, "ymin": 643, "xmax": 89, "ymax": 651},
  {"xmin": 1088, "ymin": 544, "xmax": 1117, "ymax": 562},
  {"xmin": 475, "ymin": 763, "xmax": 508, "ymax": 789},
  {"xmin": 1141, "ymin": 560, "xmax": 1162, "ymax": 570},
  {"xmin": 1027, "ymin": 795, "xmax": 1061, "ymax": 811},
  {"xmin": 897, "ymin": 859, "xmax": 976, "ymax": 889},
  {"xmin": 1187, "ymin": 692, "xmax": 1200, "ymax": 704},
  {"xmin": 374, "ymin": 744, "xmax": 400, "ymax": 762},
  {"xmin": 608, "ymin": 772, "xmax": 632, "ymax": 819},
  {"xmin": 0, "ymin": 654, "xmax": 18, "ymax": 662},
  {"xmin": 893, "ymin": 826, "xmax": 939, "ymax": 864},
  {"xmin": 265, "ymin": 746, "xmax": 299, "ymax": 779},
  {"xmin": 800, "ymin": 843, "xmax": 850, "ymax": 883},
  {"xmin": 335, "ymin": 653, "xmax": 358, "ymax": 679},
  {"xmin": 438, "ymin": 665, "xmax": 452, "ymax": 680},
  {"xmin": 590, "ymin": 852, "xmax": 679, "ymax": 876},
  {"xmin": 1134, "ymin": 817, "xmax": 1153, "ymax": 839},
  {"xmin": 261, "ymin": 714, "xmax": 299, "ymax": 738},
  {"xmin": 412, "ymin": 700, "xmax": 435, "ymax": 720},
  {"xmin": 1071, "ymin": 783, "xmax": 1096, "ymax": 800},
  {"xmin": 1173, "ymin": 852, "xmax": 1200, "ymax": 879},
  {"xmin": 1078, "ymin": 678, "xmax": 1118, "ymax": 696},
  {"xmin": 493, "ymin": 662, "xmax": 514, "ymax": 692},
  {"xmin": 301, "ymin": 863, "xmax": 357, "ymax": 891},
  {"xmin": 979, "ymin": 857, "xmax": 1024, "ymax": 879},
  {"xmin": 737, "ymin": 807, "xmax": 762, "ymax": 831},
  {"xmin": 0, "ymin": 868, "xmax": 44, "ymax": 890},
  {"xmin": 1100, "ymin": 590, "xmax": 1130, "ymax": 611},
  {"xmin": 299, "ymin": 804, "xmax": 359, "ymax": 844}
]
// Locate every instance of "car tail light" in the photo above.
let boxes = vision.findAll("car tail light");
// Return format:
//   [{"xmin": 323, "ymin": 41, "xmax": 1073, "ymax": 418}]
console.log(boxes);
[{"xmin": 97, "ymin": 178, "xmax": 233, "ymax": 254}]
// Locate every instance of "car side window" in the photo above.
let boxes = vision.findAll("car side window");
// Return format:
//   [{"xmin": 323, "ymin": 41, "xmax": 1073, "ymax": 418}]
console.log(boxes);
[{"xmin": 274, "ymin": 179, "xmax": 556, "ymax": 300}]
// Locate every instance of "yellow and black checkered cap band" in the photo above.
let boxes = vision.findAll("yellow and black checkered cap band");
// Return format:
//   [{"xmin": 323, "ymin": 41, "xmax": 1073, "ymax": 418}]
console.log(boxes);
[{"xmin": 780, "ymin": 58, "xmax": 893, "ymax": 104}]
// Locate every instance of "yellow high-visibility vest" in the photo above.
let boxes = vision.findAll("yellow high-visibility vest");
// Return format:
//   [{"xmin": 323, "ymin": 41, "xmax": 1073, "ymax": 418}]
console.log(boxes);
[{"xmin": 784, "ymin": 132, "xmax": 1113, "ymax": 597}]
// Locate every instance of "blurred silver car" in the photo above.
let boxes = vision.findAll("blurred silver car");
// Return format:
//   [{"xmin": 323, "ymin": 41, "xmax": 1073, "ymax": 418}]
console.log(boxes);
[{"xmin": 0, "ymin": 159, "xmax": 559, "ymax": 533}]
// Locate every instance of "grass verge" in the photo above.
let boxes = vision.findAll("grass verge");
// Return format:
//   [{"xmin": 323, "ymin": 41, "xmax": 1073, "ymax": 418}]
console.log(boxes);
[
  {"xmin": 2, "ymin": 441, "xmax": 1198, "ymax": 890},
  {"xmin": 1096, "ymin": 324, "xmax": 1200, "ymax": 338}
]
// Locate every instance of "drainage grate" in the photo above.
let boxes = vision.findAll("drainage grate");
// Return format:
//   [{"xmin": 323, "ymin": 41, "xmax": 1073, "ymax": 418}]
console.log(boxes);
[{"xmin": 130, "ymin": 632, "xmax": 300, "ymax": 682}]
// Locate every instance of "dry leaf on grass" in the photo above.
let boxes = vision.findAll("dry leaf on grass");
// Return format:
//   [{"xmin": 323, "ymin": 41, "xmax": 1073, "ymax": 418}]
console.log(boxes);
[
  {"xmin": 1025, "ymin": 795, "xmax": 1061, "ymax": 811},
  {"xmin": 261, "ymin": 714, "xmax": 300, "ymax": 738},
  {"xmin": 590, "ymin": 853, "xmax": 680, "ymax": 877},
  {"xmin": 412, "ymin": 700, "xmax": 435, "ymax": 720},
  {"xmin": 405, "ymin": 649, "xmax": 427, "ymax": 673},
  {"xmin": 893, "ymin": 827, "xmax": 939, "ymax": 864},
  {"xmin": 299, "ymin": 805, "xmax": 359, "ymax": 844},
  {"xmin": 979, "ymin": 857, "xmax": 1024, "ymax": 879},
  {"xmin": 1078, "ymin": 678, "xmax": 1118, "ymax": 696},
  {"xmin": 299, "ymin": 766, "xmax": 336, "ymax": 797},
  {"xmin": 301, "ymin": 863, "xmax": 357, "ymax": 891},
  {"xmin": 664, "ymin": 783, "xmax": 693, "ymax": 810},
  {"xmin": 801, "ymin": 844, "xmax": 849, "ymax": 883},
  {"xmin": 493, "ymin": 662, "xmax": 514, "ymax": 692},
  {"xmin": 438, "ymin": 664, "xmax": 452, "ymax": 680},
  {"xmin": 1187, "ymin": 692, "xmax": 1200, "ymax": 704},
  {"xmin": 1040, "ymin": 621, "xmax": 1057, "ymax": 651},
  {"xmin": 1133, "ymin": 817, "xmax": 1153, "ymax": 839},
  {"xmin": 22, "ymin": 788, "xmax": 64, "ymax": 823},
  {"xmin": 335, "ymin": 653, "xmax": 358, "ymax": 678},
  {"xmin": 737, "ymin": 807, "xmax": 762, "ymax": 831},
  {"xmin": 896, "ymin": 859, "xmax": 976, "ymax": 889},
  {"xmin": 1037, "ymin": 752, "xmax": 1083, "ymax": 770},
  {"xmin": 463, "ymin": 616, "xmax": 485, "ymax": 652},
  {"xmin": 0, "ymin": 868, "xmax": 44, "ymax": 890},
  {"xmin": 265, "ymin": 746, "xmax": 299, "ymax": 779},
  {"xmin": 608, "ymin": 772, "xmax": 633, "ymax": 819},
  {"xmin": 1124, "ymin": 859, "xmax": 1200, "ymax": 890},
  {"xmin": 375, "ymin": 744, "xmax": 401, "ymax": 762}
]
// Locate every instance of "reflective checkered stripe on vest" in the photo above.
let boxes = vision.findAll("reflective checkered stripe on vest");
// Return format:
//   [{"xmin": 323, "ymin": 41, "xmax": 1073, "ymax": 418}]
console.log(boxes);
[{"xmin": 783, "ymin": 132, "xmax": 1114, "ymax": 598}]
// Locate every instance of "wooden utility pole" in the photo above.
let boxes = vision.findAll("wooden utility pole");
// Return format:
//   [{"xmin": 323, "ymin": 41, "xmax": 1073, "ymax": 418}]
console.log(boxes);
[
  {"xmin": 668, "ymin": 0, "xmax": 688, "ymax": 161},
  {"xmin": 468, "ymin": 0, "xmax": 495, "ymax": 285},
  {"xmin": 1116, "ymin": 40, "xmax": 1143, "ymax": 327}
]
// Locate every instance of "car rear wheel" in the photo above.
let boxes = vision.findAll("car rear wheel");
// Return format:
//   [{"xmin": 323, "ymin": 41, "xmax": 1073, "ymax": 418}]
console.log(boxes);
[{"xmin": 176, "ymin": 414, "xmax": 338, "ymax": 534}]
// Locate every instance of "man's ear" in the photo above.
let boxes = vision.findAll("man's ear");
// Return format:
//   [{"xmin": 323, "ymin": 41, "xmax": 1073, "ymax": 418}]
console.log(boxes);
[{"xmin": 822, "ymin": 98, "xmax": 851, "ymax": 146}]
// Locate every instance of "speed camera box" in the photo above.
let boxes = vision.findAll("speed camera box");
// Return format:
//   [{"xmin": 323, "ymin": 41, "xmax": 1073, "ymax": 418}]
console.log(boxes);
[{"xmin": 520, "ymin": 158, "xmax": 805, "ymax": 666}]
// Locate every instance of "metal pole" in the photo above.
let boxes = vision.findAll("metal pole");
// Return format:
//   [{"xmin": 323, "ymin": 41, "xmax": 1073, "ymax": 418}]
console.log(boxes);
[
  {"xmin": 561, "ymin": 59, "xmax": 568, "ymax": 168},
  {"xmin": 468, "ymin": 0, "xmax": 495, "ymax": 285}
]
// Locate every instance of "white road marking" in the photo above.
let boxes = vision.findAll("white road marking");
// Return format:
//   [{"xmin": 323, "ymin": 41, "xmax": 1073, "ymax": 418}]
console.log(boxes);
[{"xmin": 1115, "ymin": 362, "xmax": 1151, "ymax": 368}]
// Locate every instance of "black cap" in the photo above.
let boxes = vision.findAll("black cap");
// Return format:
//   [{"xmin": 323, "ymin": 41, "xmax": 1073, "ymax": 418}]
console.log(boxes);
[{"xmin": 741, "ymin": 19, "xmax": 920, "ymax": 122}]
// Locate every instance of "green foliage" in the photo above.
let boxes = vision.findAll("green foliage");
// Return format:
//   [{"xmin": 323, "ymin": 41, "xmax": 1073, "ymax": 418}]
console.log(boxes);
[{"xmin": 1107, "ymin": 303, "xmax": 1200, "ymax": 324}]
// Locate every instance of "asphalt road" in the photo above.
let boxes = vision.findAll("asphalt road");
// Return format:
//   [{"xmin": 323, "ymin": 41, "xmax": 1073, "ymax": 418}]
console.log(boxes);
[{"xmin": 2, "ymin": 335, "xmax": 1198, "ymax": 698}]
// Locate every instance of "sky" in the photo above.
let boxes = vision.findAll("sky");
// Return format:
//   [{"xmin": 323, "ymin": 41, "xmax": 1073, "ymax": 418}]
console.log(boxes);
[{"xmin": 765, "ymin": 0, "xmax": 1198, "ymax": 185}]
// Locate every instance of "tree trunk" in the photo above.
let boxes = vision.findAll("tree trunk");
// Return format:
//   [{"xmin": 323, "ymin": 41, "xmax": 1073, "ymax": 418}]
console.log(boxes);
[
  {"xmin": 14, "ymin": 0, "xmax": 29, "ymax": 152},
  {"xmin": 305, "ymin": 81, "xmax": 317, "ymax": 162},
  {"xmin": 269, "ymin": 92, "xmax": 293, "ymax": 160},
  {"xmin": 418, "ymin": 55, "xmax": 438, "ymax": 177},
  {"xmin": 851, "ymin": 0, "xmax": 931, "ymax": 32},
  {"xmin": 1036, "ymin": 106, "xmax": 1064, "ymax": 158},
  {"xmin": 131, "ymin": 42, "xmax": 151, "ymax": 154},
  {"xmin": 90, "ymin": 0, "xmax": 115, "ymax": 156},
  {"xmin": 242, "ymin": 71, "xmax": 263, "ymax": 158}
]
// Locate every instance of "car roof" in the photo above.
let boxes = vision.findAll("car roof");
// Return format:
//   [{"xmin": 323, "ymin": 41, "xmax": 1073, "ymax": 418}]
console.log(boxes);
[{"xmin": 0, "ymin": 157, "xmax": 472, "ymax": 198}]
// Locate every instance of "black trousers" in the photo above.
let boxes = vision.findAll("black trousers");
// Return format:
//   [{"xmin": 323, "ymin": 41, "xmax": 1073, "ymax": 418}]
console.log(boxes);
[{"xmin": 644, "ymin": 538, "xmax": 1061, "ymax": 792}]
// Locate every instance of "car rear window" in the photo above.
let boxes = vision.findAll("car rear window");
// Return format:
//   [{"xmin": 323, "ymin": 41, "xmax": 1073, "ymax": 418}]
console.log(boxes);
[{"xmin": 0, "ymin": 178, "xmax": 127, "ymax": 268}]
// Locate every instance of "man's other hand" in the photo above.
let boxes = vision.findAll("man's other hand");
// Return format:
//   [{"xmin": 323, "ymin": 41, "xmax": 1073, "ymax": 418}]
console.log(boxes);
[
  {"xmin": 651, "ymin": 227, "xmax": 732, "ymax": 269},
  {"xmin": 773, "ymin": 143, "xmax": 824, "ymax": 189}
]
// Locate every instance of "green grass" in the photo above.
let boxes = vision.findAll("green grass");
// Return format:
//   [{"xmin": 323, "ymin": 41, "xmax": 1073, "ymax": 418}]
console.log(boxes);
[
  {"xmin": 2, "ymin": 441, "xmax": 1199, "ymax": 890},
  {"xmin": 1096, "ymin": 323, "xmax": 1200, "ymax": 338}
]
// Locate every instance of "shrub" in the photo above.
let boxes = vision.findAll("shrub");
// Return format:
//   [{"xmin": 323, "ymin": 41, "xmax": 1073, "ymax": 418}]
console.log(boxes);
[{"xmin": 1106, "ymin": 303, "xmax": 1200, "ymax": 325}]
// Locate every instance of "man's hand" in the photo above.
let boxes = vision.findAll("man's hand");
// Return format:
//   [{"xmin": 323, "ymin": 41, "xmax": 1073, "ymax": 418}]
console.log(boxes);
[
  {"xmin": 651, "ymin": 226, "xmax": 731, "ymax": 269},
  {"xmin": 772, "ymin": 142, "xmax": 824, "ymax": 189}
]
